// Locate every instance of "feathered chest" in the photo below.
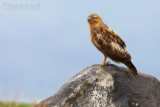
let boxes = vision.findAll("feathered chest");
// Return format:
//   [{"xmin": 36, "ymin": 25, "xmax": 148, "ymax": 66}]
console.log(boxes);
[
  {"xmin": 90, "ymin": 27, "xmax": 110, "ymax": 44},
  {"xmin": 90, "ymin": 30, "xmax": 107, "ymax": 49}
]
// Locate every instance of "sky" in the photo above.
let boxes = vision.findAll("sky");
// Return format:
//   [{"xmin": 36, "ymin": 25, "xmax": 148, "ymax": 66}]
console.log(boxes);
[{"xmin": 0, "ymin": 0, "xmax": 160, "ymax": 103}]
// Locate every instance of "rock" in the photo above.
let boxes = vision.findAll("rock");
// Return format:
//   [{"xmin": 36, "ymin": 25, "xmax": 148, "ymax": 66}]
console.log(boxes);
[{"xmin": 36, "ymin": 64, "xmax": 160, "ymax": 107}]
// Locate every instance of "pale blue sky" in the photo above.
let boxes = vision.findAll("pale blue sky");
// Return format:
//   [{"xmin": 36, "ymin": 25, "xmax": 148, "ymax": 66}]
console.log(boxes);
[{"xmin": 0, "ymin": 0, "xmax": 160, "ymax": 103}]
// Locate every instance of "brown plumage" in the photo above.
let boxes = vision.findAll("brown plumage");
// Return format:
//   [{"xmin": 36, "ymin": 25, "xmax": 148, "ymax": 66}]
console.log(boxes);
[{"xmin": 87, "ymin": 14, "xmax": 138, "ymax": 76}]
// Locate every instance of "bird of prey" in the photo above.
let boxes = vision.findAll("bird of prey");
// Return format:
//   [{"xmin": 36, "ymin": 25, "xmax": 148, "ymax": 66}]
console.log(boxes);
[{"xmin": 87, "ymin": 14, "xmax": 138, "ymax": 76}]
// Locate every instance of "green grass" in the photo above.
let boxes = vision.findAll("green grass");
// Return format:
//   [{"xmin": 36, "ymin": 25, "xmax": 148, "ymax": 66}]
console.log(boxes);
[{"xmin": 0, "ymin": 102, "xmax": 35, "ymax": 107}]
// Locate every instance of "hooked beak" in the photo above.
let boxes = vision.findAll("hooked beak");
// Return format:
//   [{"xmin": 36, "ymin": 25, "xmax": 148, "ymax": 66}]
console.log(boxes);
[{"xmin": 87, "ymin": 17, "xmax": 92, "ymax": 22}]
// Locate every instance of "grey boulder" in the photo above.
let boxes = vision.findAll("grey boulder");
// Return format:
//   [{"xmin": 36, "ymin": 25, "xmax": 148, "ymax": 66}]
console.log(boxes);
[{"xmin": 36, "ymin": 64, "xmax": 160, "ymax": 107}]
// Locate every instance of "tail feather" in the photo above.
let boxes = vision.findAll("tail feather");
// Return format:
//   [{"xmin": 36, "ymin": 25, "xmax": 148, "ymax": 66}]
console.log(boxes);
[{"xmin": 124, "ymin": 61, "xmax": 138, "ymax": 76}]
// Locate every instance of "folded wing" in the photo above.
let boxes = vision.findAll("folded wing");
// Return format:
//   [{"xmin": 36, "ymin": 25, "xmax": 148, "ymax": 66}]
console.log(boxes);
[{"xmin": 105, "ymin": 26, "xmax": 126, "ymax": 49}]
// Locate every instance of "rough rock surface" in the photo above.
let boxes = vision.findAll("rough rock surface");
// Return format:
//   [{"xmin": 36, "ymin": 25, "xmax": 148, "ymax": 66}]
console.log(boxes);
[{"xmin": 36, "ymin": 64, "xmax": 160, "ymax": 107}]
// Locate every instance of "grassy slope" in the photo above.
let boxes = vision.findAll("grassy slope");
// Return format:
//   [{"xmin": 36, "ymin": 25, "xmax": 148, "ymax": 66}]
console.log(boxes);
[{"xmin": 0, "ymin": 102, "xmax": 35, "ymax": 107}]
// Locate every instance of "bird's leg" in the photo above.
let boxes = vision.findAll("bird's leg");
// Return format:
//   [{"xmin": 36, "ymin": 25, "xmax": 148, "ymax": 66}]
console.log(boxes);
[{"xmin": 100, "ymin": 56, "xmax": 108, "ymax": 66}]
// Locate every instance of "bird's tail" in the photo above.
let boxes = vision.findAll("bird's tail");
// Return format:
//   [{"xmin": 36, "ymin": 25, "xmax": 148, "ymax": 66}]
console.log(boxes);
[{"xmin": 123, "ymin": 61, "xmax": 138, "ymax": 76}]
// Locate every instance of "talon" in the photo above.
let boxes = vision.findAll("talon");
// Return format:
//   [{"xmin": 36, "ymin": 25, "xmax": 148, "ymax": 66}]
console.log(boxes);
[
  {"xmin": 100, "ymin": 62, "xmax": 108, "ymax": 66},
  {"xmin": 100, "ymin": 56, "xmax": 108, "ymax": 66}
]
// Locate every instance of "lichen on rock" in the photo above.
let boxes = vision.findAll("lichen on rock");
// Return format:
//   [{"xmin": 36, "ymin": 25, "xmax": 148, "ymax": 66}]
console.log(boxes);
[{"xmin": 36, "ymin": 64, "xmax": 160, "ymax": 107}]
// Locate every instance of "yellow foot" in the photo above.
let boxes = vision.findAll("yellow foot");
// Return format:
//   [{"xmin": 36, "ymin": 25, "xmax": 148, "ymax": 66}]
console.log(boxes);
[{"xmin": 100, "ymin": 62, "xmax": 108, "ymax": 66}]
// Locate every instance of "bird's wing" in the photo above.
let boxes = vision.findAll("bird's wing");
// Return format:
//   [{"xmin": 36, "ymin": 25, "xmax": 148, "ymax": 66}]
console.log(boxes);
[
  {"xmin": 99, "ymin": 25, "xmax": 130, "ymax": 60},
  {"xmin": 104, "ymin": 26, "xmax": 126, "ymax": 49}
]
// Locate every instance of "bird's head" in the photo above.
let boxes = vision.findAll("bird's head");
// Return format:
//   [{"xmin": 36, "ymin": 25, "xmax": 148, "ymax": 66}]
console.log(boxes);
[{"xmin": 87, "ymin": 14, "xmax": 102, "ymax": 24}]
